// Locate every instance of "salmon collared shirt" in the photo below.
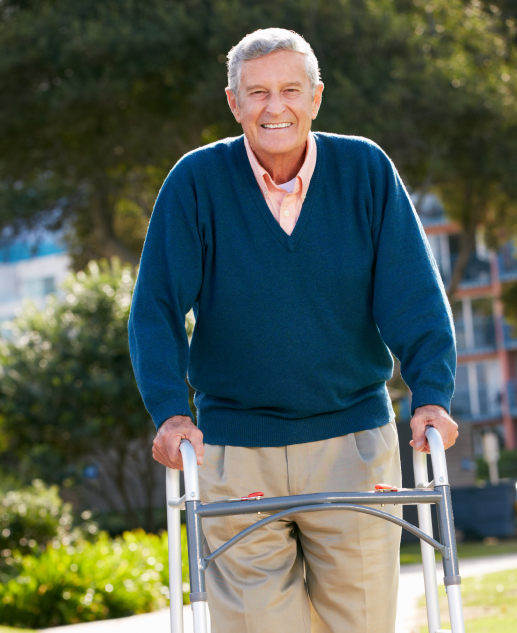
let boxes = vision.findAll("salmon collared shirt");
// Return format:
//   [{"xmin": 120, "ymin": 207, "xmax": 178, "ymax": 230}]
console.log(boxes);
[{"xmin": 243, "ymin": 132, "xmax": 317, "ymax": 236}]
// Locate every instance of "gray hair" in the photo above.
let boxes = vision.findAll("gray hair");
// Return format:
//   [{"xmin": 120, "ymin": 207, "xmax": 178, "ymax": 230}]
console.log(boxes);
[{"xmin": 227, "ymin": 28, "xmax": 321, "ymax": 99}]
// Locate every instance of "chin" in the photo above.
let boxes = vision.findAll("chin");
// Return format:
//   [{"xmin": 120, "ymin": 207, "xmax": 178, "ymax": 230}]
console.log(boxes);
[{"xmin": 259, "ymin": 138, "xmax": 299, "ymax": 155}]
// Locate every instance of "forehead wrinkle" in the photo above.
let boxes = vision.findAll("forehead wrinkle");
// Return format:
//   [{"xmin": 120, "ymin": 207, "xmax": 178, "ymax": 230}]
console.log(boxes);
[{"xmin": 243, "ymin": 80, "xmax": 305, "ymax": 93}]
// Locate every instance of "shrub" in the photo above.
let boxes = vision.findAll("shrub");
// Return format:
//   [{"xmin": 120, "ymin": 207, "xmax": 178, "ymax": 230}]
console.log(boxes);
[
  {"xmin": 476, "ymin": 450, "xmax": 517, "ymax": 481},
  {"xmin": 0, "ymin": 480, "xmax": 97, "ymax": 580},
  {"xmin": 0, "ymin": 528, "xmax": 190, "ymax": 628}
]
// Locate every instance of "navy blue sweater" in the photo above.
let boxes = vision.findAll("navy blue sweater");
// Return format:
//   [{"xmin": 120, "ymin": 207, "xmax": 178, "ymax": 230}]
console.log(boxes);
[{"xmin": 128, "ymin": 133, "xmax": 456, "ymax": 446}]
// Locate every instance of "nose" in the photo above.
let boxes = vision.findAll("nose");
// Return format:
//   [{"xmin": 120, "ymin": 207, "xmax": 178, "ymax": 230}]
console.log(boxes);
[{"xmin": 265, "ymin": 91, "xmax": 287, "ymax": 118}]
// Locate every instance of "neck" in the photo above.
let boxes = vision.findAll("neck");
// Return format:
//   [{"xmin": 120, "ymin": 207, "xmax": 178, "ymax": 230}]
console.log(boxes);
[{"xmin": 251, "ymin": 141, "xmax": 307, "ymax": 184}]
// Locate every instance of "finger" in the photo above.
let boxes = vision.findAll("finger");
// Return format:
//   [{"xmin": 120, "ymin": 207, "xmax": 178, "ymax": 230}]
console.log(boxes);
[
  {"xmin": 410, "ymin": 418, "xmax": 428, "ymax": 452},
  {"xmin": 444, "ymin": 424, "xmax": 459, "ymax": 450},
  {"xmin": 187, "ymin": 428, "xmax": 205, "ymax": 465},
  {"xmin": 409, "ymin": 438, "xmax": 430, "ymax": 453},
  {"xmin": 152, "ymin": 443, "xmax": 178, "ymax": 469},
  {"xmin": 153, "ymin": 439, "xmax": 183, "ymax": 470},
  {"xmin": 163, "ymin": 433, "xmax": 183, "ymax": 467}
]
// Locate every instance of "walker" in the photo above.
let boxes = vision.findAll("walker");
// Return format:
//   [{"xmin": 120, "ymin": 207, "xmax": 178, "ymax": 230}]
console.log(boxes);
[{"xmin": 165, "ymin": 426, "xmax": 465, "ymax": 633}]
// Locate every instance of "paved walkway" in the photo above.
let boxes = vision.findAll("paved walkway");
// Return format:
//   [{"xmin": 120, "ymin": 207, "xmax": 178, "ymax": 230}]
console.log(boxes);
[{"xmin": 43, "ymin": 553, "xmax": 517, "ymax": 633}]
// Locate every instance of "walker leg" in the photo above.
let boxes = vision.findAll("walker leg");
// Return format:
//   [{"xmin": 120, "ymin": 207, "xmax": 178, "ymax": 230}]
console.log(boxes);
[
  {"xmin": 413, "ymin": 449, "xmax": 441, "ymax": 633},
  {"xmin": 426, "ymin": 427, "xmax": 465, "ymax": 633},
  {"xmin": 166, "ymin": 468, "xmax": 184, "ymax": 633},
  {"xmin": 181, "ymin": 440, "xmax": 209, "ymax": 633}
]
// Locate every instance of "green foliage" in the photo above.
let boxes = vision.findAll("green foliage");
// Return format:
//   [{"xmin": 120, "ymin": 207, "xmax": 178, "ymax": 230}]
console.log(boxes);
[
  {"xmin": 401, "ymin": 539, "xmax": 517, "ymax": 565},
  {"xmin": 0, "ymin": 0, "xmax": 515, "ymax": 267},
  {"xmin": 0, "ymin": 480, "xmax": 97, "ymax": 581},
  {"xmin": 0, "ymin": 258, "xmax": 142, "ymax": 462},
  {"xmin": 0, "ymin": 528, "xmax": 190, "ymax": 628},
  {"xmin": 476, "ymin": 450, "xmax": 517, "ymax": 480},
  {"xmin": 420, "ymin": 568, "xmax": 517, "ymax": 632},
  {"xmin": 0, "ymin": 259, "xmax": 161, "ymax": 529}
]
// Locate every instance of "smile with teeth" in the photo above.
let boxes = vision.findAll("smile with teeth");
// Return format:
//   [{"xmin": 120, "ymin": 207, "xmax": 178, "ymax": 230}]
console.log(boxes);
[{"xmin": 261, "ymin": 123, "xmax": 293, "ymax": 129}]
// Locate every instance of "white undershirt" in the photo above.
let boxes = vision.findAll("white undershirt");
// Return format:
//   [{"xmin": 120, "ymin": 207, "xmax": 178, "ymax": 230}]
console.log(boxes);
[{"xmin": 277, "ymin": 177, "xmax": 297, "ymax": 193}]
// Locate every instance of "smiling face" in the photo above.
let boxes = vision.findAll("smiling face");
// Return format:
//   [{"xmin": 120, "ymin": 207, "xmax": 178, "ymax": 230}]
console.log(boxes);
[{"xmin": 226, "ymin": 50, "xmax": 323, "ymax": 170}]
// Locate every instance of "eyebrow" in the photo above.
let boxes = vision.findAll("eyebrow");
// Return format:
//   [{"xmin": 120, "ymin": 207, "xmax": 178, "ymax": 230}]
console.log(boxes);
[{"xmin": 245, "ymin": 81, "xmax": 304, "ymax": 92}]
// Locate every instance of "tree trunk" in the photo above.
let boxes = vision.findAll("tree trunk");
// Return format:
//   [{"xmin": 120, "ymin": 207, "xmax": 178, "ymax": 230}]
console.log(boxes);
[{"xmin": 447, "ymin": 221, "xmax": 477, "ymax": 299}]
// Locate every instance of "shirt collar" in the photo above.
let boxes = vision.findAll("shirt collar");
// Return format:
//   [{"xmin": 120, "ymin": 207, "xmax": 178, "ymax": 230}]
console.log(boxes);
[{"xmin": 244, "ymin": 132, "xmax": 317, "ymax": 199}]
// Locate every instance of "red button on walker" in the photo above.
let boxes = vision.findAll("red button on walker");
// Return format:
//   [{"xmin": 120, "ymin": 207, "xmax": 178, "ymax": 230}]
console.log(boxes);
[
  {"xmin": 374, "ymin": 484, "xmax": 398, "ymax": 492},
  {"xmin": 240, "ymin": 492, "xmax": 264, "ymax": 500}
]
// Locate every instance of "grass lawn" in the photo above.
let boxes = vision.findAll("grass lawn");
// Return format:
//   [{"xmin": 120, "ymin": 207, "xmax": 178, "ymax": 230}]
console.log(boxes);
[
  {"xmin": 419, "ymin": 568, "xmax": 517, "ymax": 632},
  {"xmin": 0, "ymin": 628, "xmax": 35, "ymax": 632},
  {"xmin": 401, "ymin": 539, "xmax": 517, "ymax": 565}
]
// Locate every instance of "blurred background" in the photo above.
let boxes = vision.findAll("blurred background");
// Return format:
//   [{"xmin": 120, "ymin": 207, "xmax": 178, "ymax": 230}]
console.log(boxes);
[{"xmin": 0, "ymin": 0, "xmax": 517, "ymax": 629}]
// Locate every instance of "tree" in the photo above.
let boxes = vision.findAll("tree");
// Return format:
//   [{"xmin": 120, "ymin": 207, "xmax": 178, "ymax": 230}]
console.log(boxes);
[
  {"xmin": 0, "ymin": 0, "xmax": 516, "ymax": 276},
  {"xmin": 0, "ymin": 259, "xmax": 194, "ymax": 531}
]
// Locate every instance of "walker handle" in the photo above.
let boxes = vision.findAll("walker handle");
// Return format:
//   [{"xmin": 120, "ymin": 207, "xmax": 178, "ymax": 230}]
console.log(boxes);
[{"xmin": 425, "ymin": 426, "xmax": 449, "ymax": 486}]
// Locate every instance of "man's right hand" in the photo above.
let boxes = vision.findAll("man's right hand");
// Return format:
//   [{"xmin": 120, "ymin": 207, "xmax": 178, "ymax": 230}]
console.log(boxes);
[{"xmin": 152, "ymin": 415, "xmax": 204, "ymax": 470}]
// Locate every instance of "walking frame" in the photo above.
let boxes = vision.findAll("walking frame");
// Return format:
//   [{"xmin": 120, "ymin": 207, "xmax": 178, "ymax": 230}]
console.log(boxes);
[{"xmin": 165, "ymin": 426, "xmax": 465, "ymax": 633}]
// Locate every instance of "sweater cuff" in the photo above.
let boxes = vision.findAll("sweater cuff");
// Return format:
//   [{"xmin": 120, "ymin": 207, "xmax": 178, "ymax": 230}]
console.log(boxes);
[
  {"xmin": 151, "ymin": 397, "xmax": 195, "ymax": 430},
  {"xmin": 410, "ymin": 387, "xmax": 451, "ymax": 417}
]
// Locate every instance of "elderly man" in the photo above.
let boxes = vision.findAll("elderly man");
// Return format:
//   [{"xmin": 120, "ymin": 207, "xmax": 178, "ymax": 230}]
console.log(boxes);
[{"xmin": 129, "ymin": 28, "xmax": 458, "ymax": 633}]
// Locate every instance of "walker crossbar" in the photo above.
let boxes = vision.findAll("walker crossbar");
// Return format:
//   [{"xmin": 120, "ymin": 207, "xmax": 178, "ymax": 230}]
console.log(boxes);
[
  {"xmin": 165, "ymin": 427, "xmax": 466, "ymax": 633},
  {"xmin": 196, "ymin": 489, "xmax": 441, "ymax": 517},
  {"xmin": 202, "ymin": 502, "xmax": 448, "ymax": 569}
]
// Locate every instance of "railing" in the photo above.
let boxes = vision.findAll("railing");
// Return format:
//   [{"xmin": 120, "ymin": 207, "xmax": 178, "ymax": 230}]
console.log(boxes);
[
  {"xmin": 506, "ymin": 380, "xmax": 517, "ymax": 415},
  {"xmin": 451, "ymin": 385, "xmax": 502, "ymax": 421},
  {"xmin": 450, "ymin": 253, "xmax": 492, "ymax": 289},
  {"xmin": 498, "ymin": 244, "xmax": 517, "ymax": 281},
  {"xmin": 454, "ymin": 317, "xmax": 496, "ymax": 355},
  {"xmin": 472, "ymin": 316, "xmax": 496, "ymax": 350},
  {"xmin": 503, "ymin": 321, "xmax": 517, "ymax": 349}
]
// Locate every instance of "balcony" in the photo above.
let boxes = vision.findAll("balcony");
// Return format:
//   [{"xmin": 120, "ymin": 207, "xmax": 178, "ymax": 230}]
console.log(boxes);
[
  {"xmin": 498, "ymin": 242, "xmax": 517, "ymax": 281},
  {"xmin": 453, "ymin": 312, "xmax": 497, "ymax": 357},
  {"xmin": 451, "ymin": 385, "xmax": 502, "ymax": 422},
  {"xmin": 507, "ymin": 380, "xmax": 517, "ymax": 415},
  {"xmin": 413, "ymin": 192, "xmax": 447, "ymax": 227},
  {"xmin": 456, "ymin": 257, "xmax": 492, "ymax": 289},
  {"xmin": 503, "ymin": 320, "xmax": 517, "ymax": 350}
]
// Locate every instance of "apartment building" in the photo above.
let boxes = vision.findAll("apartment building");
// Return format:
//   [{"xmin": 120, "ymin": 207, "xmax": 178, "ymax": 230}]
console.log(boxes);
[
  {"xmin": 0, "ymin": 229, "xmax": 70, "ymax": 322},
  {"xmin": 417, "ymin": 194, "xmax": 517, "ymax": 453}
]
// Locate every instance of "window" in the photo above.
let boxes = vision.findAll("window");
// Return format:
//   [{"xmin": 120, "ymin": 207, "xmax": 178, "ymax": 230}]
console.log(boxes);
[
  {"xmin": 452, "ymin": 360, "xmax": 501, "ymax": 419},
  {"xmin": 22, "ymin": 276, "xmax": 55, "ymax": 298}
]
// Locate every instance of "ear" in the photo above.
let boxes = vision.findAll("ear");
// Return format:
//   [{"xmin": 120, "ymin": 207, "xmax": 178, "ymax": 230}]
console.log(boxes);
[
  {"xmin": 311, "ymin": 83, "xmax": 324, "ymax": 120},
  {"xmin": 225, "ymin": 87, "xmax": 241, "ymax": 123}
]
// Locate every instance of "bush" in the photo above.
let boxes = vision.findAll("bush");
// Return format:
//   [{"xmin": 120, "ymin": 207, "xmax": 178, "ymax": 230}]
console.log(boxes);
[
  {"xmin": 0, "ymin": 480, "xmax": 97, "ymax": 580},
  {"xmin": 476, "ymin": 450, "xmax": 517, "ymax": 481},
  {"xmin": 0, "ymin": 528, "xmax": 190, "ymax": 628}
]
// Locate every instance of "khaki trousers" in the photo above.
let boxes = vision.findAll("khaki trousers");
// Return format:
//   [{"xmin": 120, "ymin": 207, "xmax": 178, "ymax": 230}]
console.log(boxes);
[{"xmin": 198, "ymin": 420, "xmax": 402, "ymax": 633}]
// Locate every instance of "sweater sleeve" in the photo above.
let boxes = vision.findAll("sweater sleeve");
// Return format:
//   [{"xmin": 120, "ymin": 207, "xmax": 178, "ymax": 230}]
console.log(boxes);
[
  {"xmin": 371, "ymin": 192, "xmax": 457, "ymax": 415},
  {"xmin": 128, "ymin": 164, "xmax": 203, "ymax": 429}
]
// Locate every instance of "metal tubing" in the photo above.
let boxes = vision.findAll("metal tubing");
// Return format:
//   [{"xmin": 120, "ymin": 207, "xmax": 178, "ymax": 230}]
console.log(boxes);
[
  {"xmin": 202, "ymin": 502, "xmax": 447, "ymax": 568},
  {"xmin": 446, "ymin": 584, "xmax": 466, "ymax": 633},
  {"xmin": 413, "ymin": 450, "xmax": 441, "ymax": 633},
  {"xmin": 166, "ymin": 468, "xmax": 184, "ymax": 633},
  {"xmin": 427, "ymin": 427, "xmax": 465, "ymax": 632},
  {"xmin": 181, "ymin": 440, "xmax": 208, "ymax": 633},
  {"xmin": 196, "ymin": 490, "xmax": 440, "ymax": 518},
  {"xmin": 426, "ymin": 426, "xmax": 450, "ymax": 486},
  {"xmin": 192, "ymin": 601, "xmax": 209, "ymax": 633},
  {"xmin": 180, "ymin": 440, "xmax": 200, "ymax": 500},
  {"xmin": 435, "ymin": 485, "xmax": 460, "ymax": 580},
  {"xmin": 186, "ymin": 501, "xmax": 206, "ymax": 597}
]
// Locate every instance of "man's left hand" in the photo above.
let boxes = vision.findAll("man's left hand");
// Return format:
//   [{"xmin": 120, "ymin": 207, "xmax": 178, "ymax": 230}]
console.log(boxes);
[{"xmin": 409, "ymin": 404, "xmax": 458, "ymax": 453}]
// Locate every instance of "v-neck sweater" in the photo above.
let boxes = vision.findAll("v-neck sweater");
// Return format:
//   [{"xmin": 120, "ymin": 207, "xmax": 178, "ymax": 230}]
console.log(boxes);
[
  {"xmin": 128, "ymin": 133, "xmax": 456, "ymax": 447},
  {"xmin": 243, "ymin": 131, "xmax": 317, "ymax": 235}
]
